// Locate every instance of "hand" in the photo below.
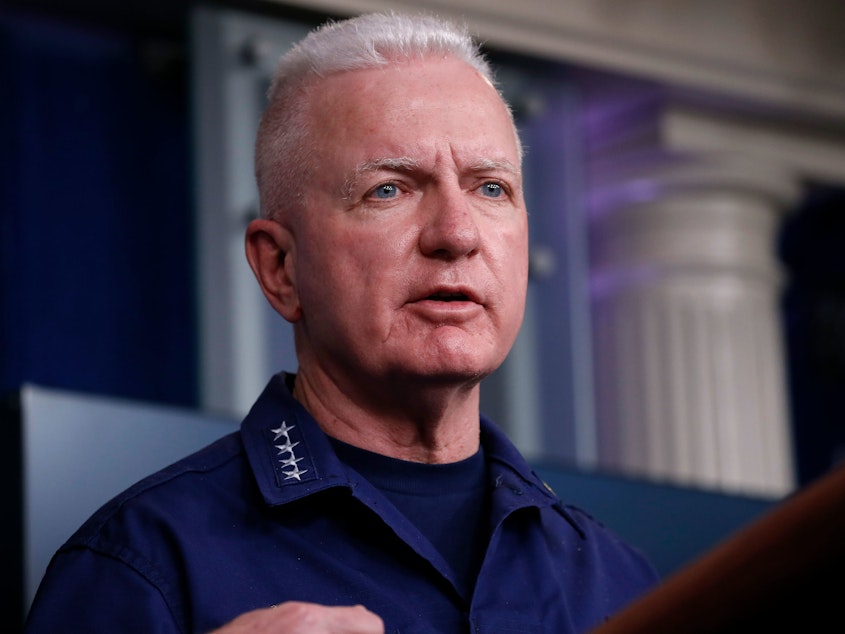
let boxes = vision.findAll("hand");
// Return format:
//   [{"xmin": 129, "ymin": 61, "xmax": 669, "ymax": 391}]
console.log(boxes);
[{"xmin": 209, "ymin": 601, "xmax": 385, "ymax": 634}]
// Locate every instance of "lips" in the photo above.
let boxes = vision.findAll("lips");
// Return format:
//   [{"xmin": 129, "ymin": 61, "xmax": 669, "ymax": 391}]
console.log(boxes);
[
  {"xmin": 410, "ymin": 285, "xmax": 482, "ymax": 306},
  {"xmin": 427, "ymin": 290, "xmax": 470, "ymax": 302}
]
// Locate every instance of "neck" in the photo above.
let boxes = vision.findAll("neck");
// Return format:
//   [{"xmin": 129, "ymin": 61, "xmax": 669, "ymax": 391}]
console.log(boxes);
[{"xmin": 292, "ymin": 366, "xmax": 481, "ymax": 464}]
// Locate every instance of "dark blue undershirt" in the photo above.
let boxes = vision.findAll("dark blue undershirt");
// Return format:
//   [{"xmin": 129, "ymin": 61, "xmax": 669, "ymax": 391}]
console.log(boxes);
[{"xmin": 329, "ymin": 437, "xmax": 490, "ymax": 598}]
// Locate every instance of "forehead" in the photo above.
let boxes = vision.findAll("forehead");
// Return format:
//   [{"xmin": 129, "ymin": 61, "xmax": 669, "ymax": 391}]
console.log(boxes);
[{"xmin": 304, "ymin": 57, "xmax": 521, "ymax": 169}]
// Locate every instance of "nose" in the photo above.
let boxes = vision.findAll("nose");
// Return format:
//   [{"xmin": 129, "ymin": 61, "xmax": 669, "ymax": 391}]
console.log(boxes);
[{"xmin": 418, "ymin": 185, "xmax": 481, "ymax": 259}]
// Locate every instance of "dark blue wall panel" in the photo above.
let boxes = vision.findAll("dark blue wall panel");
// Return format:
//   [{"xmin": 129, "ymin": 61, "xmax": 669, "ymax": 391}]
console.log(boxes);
[{"xmin": 1, "ymin": 11, "xmax": 196, "ymax": 406}]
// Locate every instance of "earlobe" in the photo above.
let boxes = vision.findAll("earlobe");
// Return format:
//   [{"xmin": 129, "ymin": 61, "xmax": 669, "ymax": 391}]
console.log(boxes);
[{"xmin": 245, "ymin": 219, "xmax": 302, "ymax": 322}]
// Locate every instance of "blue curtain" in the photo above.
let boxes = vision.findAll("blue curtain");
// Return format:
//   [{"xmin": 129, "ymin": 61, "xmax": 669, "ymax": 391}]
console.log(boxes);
[{"xmin": 0, "ymin": 11, "xmax": 196, "ymax": 406}]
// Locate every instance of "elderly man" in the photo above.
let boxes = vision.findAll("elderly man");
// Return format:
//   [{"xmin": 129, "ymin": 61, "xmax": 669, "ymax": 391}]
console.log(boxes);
[{"xmin": 25, "ymin": 12, "xmax": 657, "ymax": 634}]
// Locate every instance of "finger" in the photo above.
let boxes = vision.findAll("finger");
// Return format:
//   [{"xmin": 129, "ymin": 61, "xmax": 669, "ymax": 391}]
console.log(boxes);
[
  {"xmin": 210, "ymin": 601, "xmax": 384, "ymax": 634},
  {"xmin": 322, "ymin": 604, "xmax": 384, "ymax": 633}
]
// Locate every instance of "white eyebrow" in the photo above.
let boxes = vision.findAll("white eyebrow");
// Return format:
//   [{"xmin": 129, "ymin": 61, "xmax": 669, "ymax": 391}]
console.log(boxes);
[
  {"xmin": 341, "ymin": 157, "xmax": 420, "ymax": 199},
  {"xmin": 339, "ymin": 156, "xmax": 522, "ymax": 199},
  {"xmin": 468, "ymin": 158, "xmax": 521, "ymax": 177}
]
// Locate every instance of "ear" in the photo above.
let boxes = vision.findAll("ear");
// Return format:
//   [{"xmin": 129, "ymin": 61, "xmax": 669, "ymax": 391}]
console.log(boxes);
[{"xmin": 245, "ymin": 218, "xmax": 302, "ymax": 323}]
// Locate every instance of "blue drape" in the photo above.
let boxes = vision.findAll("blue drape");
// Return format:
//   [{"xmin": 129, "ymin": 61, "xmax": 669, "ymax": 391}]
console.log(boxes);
[{"xmin": 0, "ymin": 11, "xmax": 196, "ymax": 406}]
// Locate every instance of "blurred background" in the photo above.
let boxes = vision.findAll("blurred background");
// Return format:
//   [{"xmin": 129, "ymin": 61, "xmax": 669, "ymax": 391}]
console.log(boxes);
[
  {"xmin": 4, "ymin": 0, "xmax": 845, "ymax": 626},
  {"xmin": 3, "ymin": 0, "xmax": 845, "ymax": 557}
]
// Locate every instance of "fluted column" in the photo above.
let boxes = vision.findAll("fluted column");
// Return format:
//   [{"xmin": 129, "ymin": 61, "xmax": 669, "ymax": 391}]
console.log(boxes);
[{"xmin": 589, "ymin": 151, "xmax": 800, "ymax": 497}]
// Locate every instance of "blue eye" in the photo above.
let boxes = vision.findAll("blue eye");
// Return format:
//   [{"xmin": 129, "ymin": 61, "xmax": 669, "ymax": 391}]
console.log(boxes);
[
  {"xmin": 480, "ymin": 182, "xmax": 503, "ymax": 198},
  {"xmin": 371, "ymin": 184, "xmax": 398, "ymax": 199}
]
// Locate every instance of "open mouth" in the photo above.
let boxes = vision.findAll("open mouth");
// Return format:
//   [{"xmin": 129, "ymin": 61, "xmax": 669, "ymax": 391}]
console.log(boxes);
[{"xmin": 427, "ymin": 291, "xmax": 471, "ymax": 302}]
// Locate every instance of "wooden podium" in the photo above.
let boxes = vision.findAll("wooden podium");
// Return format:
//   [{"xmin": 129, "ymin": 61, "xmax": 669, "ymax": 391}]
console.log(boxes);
[{"xmin": 593, "ymin": 464, "xmax": 845, "ymax": 632}]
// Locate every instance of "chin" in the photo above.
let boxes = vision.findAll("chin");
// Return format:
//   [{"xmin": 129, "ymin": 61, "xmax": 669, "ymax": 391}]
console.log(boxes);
[
  {"xmin": 384, "ymin": 331, "xmax": 510, "ymax": 384},
  {"xmin": 404, "ymin": 368, "xmax": 489, "ymax": 391},
  {"xmin": 406, "ymin": 353, "xmax": 502, "ymax": 386}
]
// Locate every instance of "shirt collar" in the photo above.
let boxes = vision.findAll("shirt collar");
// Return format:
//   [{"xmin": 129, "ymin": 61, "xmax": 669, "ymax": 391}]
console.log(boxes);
[
  {"xmin": 240, "ymin": 373, "xmax": 586, "ymax": 536},
  {"xmin": 240, "ymin": 373, "xmax": 351, "ymax": 506},
  {"xmin": 480, "ymin": 415, "xmax": 587, "ymax": 537}
]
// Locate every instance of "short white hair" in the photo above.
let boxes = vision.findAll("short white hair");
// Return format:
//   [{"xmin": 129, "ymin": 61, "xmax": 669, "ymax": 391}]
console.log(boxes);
[{"xmin": 254, "ymin": 12, "xmax": 518, "ymax": 219}]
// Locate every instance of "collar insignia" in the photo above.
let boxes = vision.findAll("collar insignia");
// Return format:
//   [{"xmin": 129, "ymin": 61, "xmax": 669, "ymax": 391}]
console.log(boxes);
[{"xmin": 268, "ymin": 421, "xmax": 313, "ymax": 483}]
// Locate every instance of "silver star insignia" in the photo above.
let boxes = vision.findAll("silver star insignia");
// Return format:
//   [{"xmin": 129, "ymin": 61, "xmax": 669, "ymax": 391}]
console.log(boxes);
[
  {"xmin": 270, "ymin": 421, "xmax": 295, "ymax": 441},
  {"xmin": 279, "ymin": 455, "xmax": 304, "ymax": 468},
  {"xmin": 275, "ymin": 440, "xmax": 300, "ymax": 455},
  {"xmin": 283, "ymin": 467, "xmax": 309, "ymax": 481}
]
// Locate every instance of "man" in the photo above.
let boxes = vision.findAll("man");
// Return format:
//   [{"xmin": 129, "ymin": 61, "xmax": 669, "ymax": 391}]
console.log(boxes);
[{"xmin": 25, "ymin": 12, "xmax": 657, "ymax": 633}]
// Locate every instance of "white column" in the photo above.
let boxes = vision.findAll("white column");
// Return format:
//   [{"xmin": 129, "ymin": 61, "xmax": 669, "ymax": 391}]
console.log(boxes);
[
  {"xmin": 193, "ymin": 9, "xmax": 309, "ymax": 416},
  {"xmin": 589, "ymin": 151, "xmax": 800, "ymax": 497}
]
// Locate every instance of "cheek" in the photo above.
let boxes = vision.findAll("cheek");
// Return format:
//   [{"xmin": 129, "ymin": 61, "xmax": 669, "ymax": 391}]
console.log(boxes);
[
  {"xmin": 301, "ymin": 227, "xmax": 413, "ymax": 310},
  {"xmin": 339, "ymin": 221, "xmax": 419, "ymax": 279},
  {"xmin": 493, "ymin": 223, "xmax": 529, "ymax": 281}
]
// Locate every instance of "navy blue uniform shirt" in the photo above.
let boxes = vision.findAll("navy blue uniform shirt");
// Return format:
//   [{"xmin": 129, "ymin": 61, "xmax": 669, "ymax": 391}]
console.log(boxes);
[{"xmin": 25, "ymin": 374, "xmax": 658, "ymax": 633}]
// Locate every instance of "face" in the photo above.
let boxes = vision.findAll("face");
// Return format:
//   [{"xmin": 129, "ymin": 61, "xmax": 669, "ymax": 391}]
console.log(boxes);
[{"xmin": 284, "ymin": 57, "xmax": 528, "ymax": 391}]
